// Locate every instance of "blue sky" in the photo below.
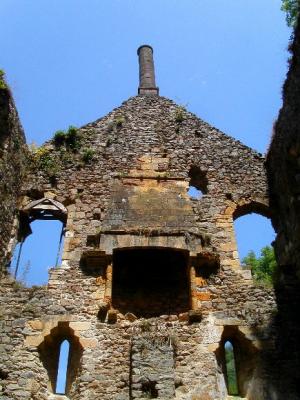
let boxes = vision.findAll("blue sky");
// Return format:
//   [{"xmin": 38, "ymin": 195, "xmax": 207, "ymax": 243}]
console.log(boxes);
[
  {"xmin": 2, "ymin": 1, "xmax": 288, "ymax": 289},
  {"xmin": 1, "ymin": 0, "xmax": 290, "ymax": 151}
]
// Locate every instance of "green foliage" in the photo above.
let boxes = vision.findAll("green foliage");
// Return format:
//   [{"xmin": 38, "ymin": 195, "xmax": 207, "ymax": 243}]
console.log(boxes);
[
  {"xmin": 59, "ymin": 147, "xmax": 73, "ymax": 164},
  {"xmin": 0, "ymin": 69, "xmax": 7, "ymax": 89},
  {"xmin": 281, "ymin": 0, "xmax": 299, "ymax": 28},
  {"xmin": 39, "ymin": 154, "xmax": 58, "ymax": 177},
  {"xmin": 66, "ymin": 125, "xmax": 81, "ymax": 150},
  {"xmin": 52, "ymin": 126, "xmax": 81, "ymax": 151},
  {"xmin": 81, "ymin": 148, "xmax": 95, "ymax": 163},
  {"xmin": 115, "ymin": 115, "xmax": 125, "ymax": 128},
  {"xmin": 175, "ymin": 107, "xmax": 185, "ymax": 123},
  {"xmin": 53, "ymin": 130, "xmax": 66, "ymax": 146},
  {"xmin": 225, "ymin": 344, "xmax": 238, "ymax": 395},
  {"xmin": 29, "ymin": 125, "xmax": 84, "ymax": 179},
  {"xmin": 31, "ymin": 146, "xmax": 59, "ymax": 177},
  {"xmin": 242, "ymin": 245, "xmax": 277, "ymax": 286}
]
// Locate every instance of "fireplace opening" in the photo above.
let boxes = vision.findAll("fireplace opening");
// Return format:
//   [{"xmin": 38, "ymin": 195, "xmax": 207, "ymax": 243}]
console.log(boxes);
[{"xmin": 112, "ymin": 247, "xmax": 190, "ymax": 317}]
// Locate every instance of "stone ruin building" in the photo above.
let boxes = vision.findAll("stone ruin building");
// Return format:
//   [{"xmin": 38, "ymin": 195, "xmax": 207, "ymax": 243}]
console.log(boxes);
[{"xmin": 0, "ymin": 40, "xmax": 299, "ymax": 400}]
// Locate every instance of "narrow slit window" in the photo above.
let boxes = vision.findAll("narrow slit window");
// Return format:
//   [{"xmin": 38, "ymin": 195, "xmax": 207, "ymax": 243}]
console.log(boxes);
[
  {"xmin": 55, "ymin": 340, "xmax": 70, "ymax": 394},
  {"xmin": 224, "ymin": 341, "xmax": 239, "ymax": 396},
  {"xmin": 39, "ymin": 323, "xmax": 83, "ymax": 395}
]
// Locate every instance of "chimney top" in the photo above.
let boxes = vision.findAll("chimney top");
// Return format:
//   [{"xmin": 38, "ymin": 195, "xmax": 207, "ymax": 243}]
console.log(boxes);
[
  {"xmin": 137, "ymin": 44, "xmax": 154, "ymax": 55},
  {"xmin": 137, "ymin": 45, "xmax": 159, "ymax": 96}
]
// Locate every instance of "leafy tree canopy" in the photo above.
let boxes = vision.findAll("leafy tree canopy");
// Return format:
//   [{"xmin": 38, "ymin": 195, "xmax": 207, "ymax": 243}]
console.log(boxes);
[
  {"xmin": 281, "ymin": 0, "xmax": 299, "ymax": 28},
  {"xmin": 242, "ymin": 245, "xmax": 276, "ymax": 286}
]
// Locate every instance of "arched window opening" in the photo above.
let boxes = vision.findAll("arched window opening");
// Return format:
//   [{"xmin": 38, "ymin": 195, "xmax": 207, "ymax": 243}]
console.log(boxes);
[
  {"xmin": 10, "ymin": 219, "xmax": 64, "ymax": 286},
  {"xmin": 55, "ymin": 340, "xmax": 70, "ymax": 394},
  {"xmin": 224, "ymin": 341, "xmax": 238, "ymax": 396},
  {"xmin": 10, "ymin": 198, "xmax": 67, "ymax": 286},
  {"xmin": 233, "ymin": 210, "xmax": 276, "ymax": 284},
  {"xmin": 38, "ymin": 322, "xmax": 83, "ymax": 396},
  {"xmin": 187, "ymin": 166, "xmax": 208, "ymax": 199},
  {"xmin": 215, "ymin": 326, "xmax": 258, "ymax": 398}
]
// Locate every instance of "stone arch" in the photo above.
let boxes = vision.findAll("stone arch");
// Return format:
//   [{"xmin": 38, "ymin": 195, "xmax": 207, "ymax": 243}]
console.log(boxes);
[
  {"xmin": 215, "ymin": 325, "xmax": 259, "ymax": 398},
  {"xmin": 232, "ymin": 199, "xmax": 271, "ymax": 221},
  {"xmin": 38, "ymin": 321, "xmax": 83, "ymax": 395},
  {"xmin": 223, "ymin": 197, "xmax": 271, "ymax": 221},
  {"xmin": 233, "ymin": 199, "xmax": 275, "ymax": 268},
  {"xmin": 219, "ymin": 198, "xmax": 272, "ymax": 269}
]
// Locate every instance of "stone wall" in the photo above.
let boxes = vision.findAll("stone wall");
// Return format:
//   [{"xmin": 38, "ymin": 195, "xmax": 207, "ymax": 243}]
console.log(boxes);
[
  {"xmin": 130, "ymin": 332, "xmax": 175, "ymax": 399},
  {"xmin": 20, "ymin": 95, "xmax": 270, "ymax": 271},
  {"xmin": 0, "ymin": 93, "xmax": 278, "ymax": 399},
  {"xmin": 266, "ymin": 18, "xmax": 300, "ymax": 400},
  {"xmin": 0, "ymin": 271, "xmax": 275, "ymax": 399},
  {"xmin": 0, "ymin": 80, "xmax": 27, "ymax": 276}
]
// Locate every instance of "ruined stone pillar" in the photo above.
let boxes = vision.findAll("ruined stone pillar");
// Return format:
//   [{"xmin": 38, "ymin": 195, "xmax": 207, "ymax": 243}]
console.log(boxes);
[{"xmin": 137, "ymin": 45, "xmax": 159, "ymax": 95}]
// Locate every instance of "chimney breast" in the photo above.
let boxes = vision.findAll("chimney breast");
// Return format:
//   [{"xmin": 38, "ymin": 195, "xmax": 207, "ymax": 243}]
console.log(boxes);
[{"xmin": 137, "ymin": 45, "xmax": 159, "ymax": 96}]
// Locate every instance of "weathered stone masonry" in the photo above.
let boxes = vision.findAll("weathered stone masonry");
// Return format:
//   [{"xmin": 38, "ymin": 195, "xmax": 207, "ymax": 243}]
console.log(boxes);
[
  {"xmin": 0, "ymin": 46, "xmax": 279, "ymax": 399},
  {"xmin": 266, "ymin": 17, "xmax": 300, "ymax": 400},
  {"xmin": 0, "ymin": 84, "xmax": 27, "ymax": 274}
]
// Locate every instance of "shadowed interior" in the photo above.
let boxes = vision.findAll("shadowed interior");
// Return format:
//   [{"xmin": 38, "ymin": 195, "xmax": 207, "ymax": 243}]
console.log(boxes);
[{"xmin": 112, "ymin": 247, "xmax": 190, "ymax": 317}]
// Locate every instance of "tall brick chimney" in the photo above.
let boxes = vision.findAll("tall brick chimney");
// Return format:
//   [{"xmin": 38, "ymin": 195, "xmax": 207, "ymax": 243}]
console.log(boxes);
[{"xmin": 137, "ymin": 45, "xmax": 159, "ymax": 95}]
